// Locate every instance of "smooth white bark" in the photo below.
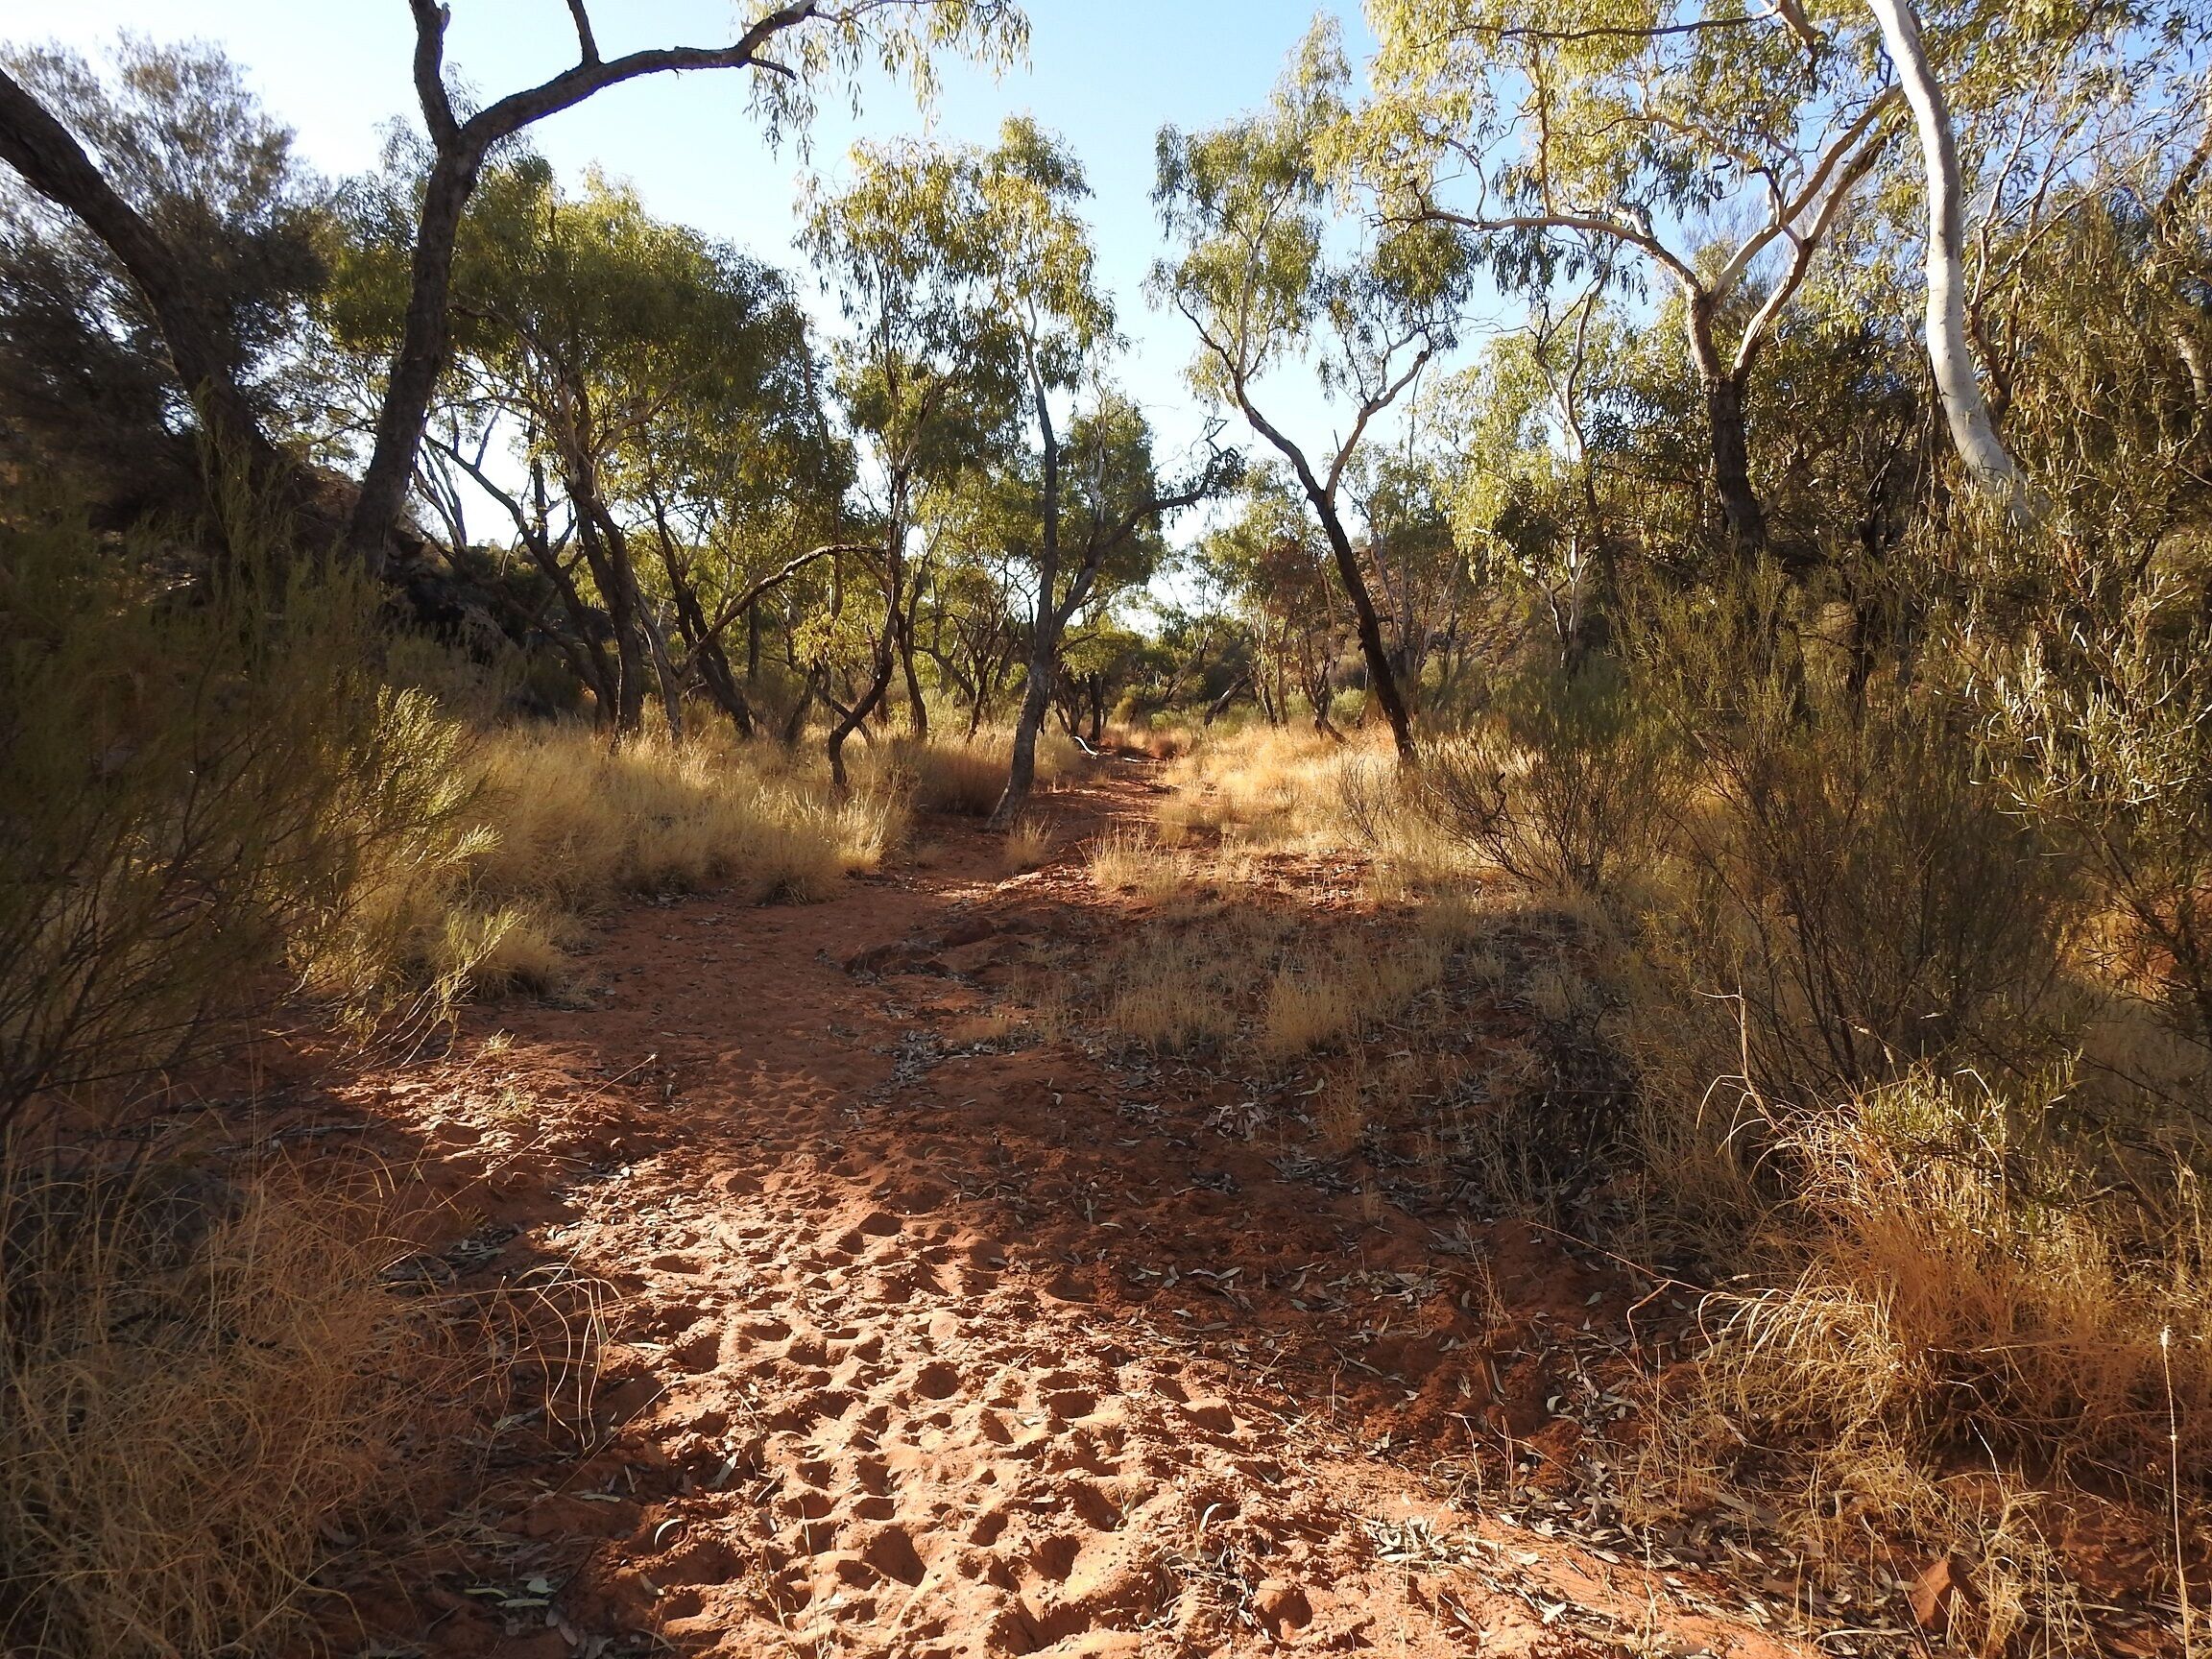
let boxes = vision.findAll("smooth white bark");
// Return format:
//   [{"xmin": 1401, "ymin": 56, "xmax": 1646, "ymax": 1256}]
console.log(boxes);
[{"xmin": 1865, "ymin": 0, "xmax": 2033, "ymax": 516}]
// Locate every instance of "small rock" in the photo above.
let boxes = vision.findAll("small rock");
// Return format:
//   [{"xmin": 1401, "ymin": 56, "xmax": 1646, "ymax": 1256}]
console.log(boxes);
[
  {"xmin": 1253, "ymin": 1577, "xmax": 1312, "ymax": 1638},
  {"xmin": 1909, "ymin": 1553, "xmax": 1976, "ymax": 1632}
]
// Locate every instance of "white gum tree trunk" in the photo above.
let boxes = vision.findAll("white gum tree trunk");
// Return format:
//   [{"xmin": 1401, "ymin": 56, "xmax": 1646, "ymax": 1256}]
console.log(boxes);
[{"xmin": 1864, "ymin": 0, "xmax": 2034, "ymax": 516}]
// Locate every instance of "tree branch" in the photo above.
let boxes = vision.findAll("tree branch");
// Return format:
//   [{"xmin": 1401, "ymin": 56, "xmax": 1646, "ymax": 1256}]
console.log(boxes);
[
  {"xmin": 464, "ymin": 2, "xmax": 823, "ymax": 152},
  {"xmin": 565, "ymin": 0, "xmax": 602, "ymax": 65},
  {"xmin": 407, "ymin": 0, "xmax": 460, "ymax": 145}
]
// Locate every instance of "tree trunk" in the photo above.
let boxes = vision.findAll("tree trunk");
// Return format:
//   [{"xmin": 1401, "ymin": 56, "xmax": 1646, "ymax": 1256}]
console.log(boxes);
[
  {"xmin": 0, "ymin": 69, "xmax": 317, "ymax": 540},
  {"xmin": 650, "ymin": 508, "xmax": 756, "ymax": 738},
  {"xmin": 348, "ymin": 145, "xmax": 484, "ymax": 570},
  {"xmin": 1864, "ymin": 0, "xmax": 2032, "ymax": 513},
  {"xmin": 1684, "ymin": 293, "xmax": 1767, "ymax": 560},
  {"xmin": 781, "ymin": 670, "xmax": 815, "ymax": 748},
  {"xmin": 572, "ymin": 509, "xmax": 646, "ymax": 733},
  {"xmin": 525, "ymin": 540, "xmax": 619, "ymax": 720},
  {"xmin": 637, "ymin": 591, "xmax": 685, "ymax": 744},
  {"xmin": 1305, "ymin": 492, "xmax": 1414, "ymax": 761},
  {"xmin": 828, "ymin": 517, "xmax": 904, "ymax": 793},
  {"xmin": 990, "ymin": 373, "xmax": 1063, "ymax": 830},
  {"xmin": 896, "ymin": 579, "xmax": 929, "ymax": 738},
  {"xmin": 1703, "ymin": 371, "xmax": 1769, "ymax": 558}
]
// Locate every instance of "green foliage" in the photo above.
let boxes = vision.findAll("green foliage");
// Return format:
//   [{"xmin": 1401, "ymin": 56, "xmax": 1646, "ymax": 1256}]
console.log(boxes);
[
  {"xmin": 1421, "ymin": 656, "xmax": 1683, "ymax": 899},
  {"xmin": 0, "ymin": 499, "xmax": 467, "ymax": 1128},
  {"xmin": 1152, "ymin": 21, "xmax": 1469, "ymax": 415},
  {"xmin": 0, "ymin": 36, "xmax": 330, "ymax": 512}
]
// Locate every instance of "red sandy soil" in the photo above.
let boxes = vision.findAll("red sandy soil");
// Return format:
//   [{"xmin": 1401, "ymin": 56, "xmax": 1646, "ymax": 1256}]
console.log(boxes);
[{"xmin": 235, "ymin": 761, "xmax": 1891, "ymax": 1659}]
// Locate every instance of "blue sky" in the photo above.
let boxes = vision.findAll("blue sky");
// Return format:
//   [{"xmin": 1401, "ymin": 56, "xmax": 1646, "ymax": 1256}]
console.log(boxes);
[{"xmin": 19, "ymin": 1, "xmax": 1392, "ymax": 482}]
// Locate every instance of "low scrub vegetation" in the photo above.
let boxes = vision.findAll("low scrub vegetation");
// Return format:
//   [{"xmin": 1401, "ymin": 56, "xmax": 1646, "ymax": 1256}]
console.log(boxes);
[
  {"xmin": 0, "ymin": 1163, "xmax": 462, "ymax": 1658},
  {"xmin": 6, "ymin": 5, "xmax": 2211, "ymax": 1650},
  {"xmin": 317, "ymin": 724, "xmax": 904, "ymax": 1014}
]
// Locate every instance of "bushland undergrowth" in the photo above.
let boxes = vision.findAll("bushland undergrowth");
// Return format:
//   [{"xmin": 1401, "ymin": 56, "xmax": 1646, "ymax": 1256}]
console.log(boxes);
[
  {"xmin": 0, "ymin": 498, "xmax": 1027, "ymax": 1655},
  {"xmin": 1118, "ymin": 562, "xmax": 2212, "ymax": 1649}
]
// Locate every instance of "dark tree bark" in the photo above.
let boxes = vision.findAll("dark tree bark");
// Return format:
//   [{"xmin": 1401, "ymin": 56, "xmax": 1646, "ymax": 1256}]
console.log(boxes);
[
  {"xmin": 1702, "ymin": 368, "xmax": 1768, "ymax": 559},
  {"xmin": 345, "ymin": 0, "xmax": 849, "ymax": 571},
  {"xmin": 989, "ymin": 377, "xmax": 1234, "ymax": 829},
  {"xmin": 0, "ymin": 67, "xmax": 304, "ymax": 526},
  {"xmin": 896, "ymin": 571, "xmax": 929, "ymax": 738}
]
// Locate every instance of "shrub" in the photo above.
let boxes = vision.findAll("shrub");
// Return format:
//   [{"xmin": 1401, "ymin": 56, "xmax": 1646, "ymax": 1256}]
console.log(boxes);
[
  {"xmin": 1417, "ymin": 657, "xmax": 1685, "ymax": 902},
  {"xmin": 1990, "ymin": 553, "xmax": 2212, "ymax": 1054},
  {"xmin": 1622, "ymin": 571, "xmax": 2079, "ymax": 1113},
  {"xmin": 1636, "ymin": 690, "xmax": 2076, "ymax": 1117},
  {"xmin": 0, "ymin": 1160, "xmax": 456, "ymax": 1658},
  {"xmin": 891, "ymin": 730, "xmax": 1082, "ymax": 818},
  {"xmin": 0, "ymin": 505, "xmax": 469, "ymax": 1130},
  {"xmin": 899, "ymin": 733, "xmax": 1009, "ymax": 815}
]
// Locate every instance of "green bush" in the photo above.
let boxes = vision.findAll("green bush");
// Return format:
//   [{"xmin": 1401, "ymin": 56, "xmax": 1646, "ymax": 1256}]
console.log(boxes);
[{"xmin": 0, "ymin": 502, "xmax": 468, "ymax": 1129}]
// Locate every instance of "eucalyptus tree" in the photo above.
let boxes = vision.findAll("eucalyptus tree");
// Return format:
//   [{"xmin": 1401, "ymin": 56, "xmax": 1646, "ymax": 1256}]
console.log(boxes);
[
  {"xmin": 338, "ymin": 0, "xmax": 1024, "ymax": 573},
  {"xmin": 1355, "ymin": 0, "xmax": 1904, "ymax": 564},
  {"xmin": 993, "ymin": 389, "xmax": 1232, "ymax": 788},
  {"xmin": 802, "ymin": 133, "xmax": 1022, "ymax": 789},
  {"xmin": 912, "ymin": 482, "xmax": 1028, "ymax": 736},
  {"xmin": 953, "ymin": 118, "xmax": 1233, "ymax": 828},
  {"xmin": 1420, "ymin": 290, "xmax": 1646, "ymax": 662},
  {"xmin": 1154, "ymin": 25, "xmax": 1467, "ymax": 763},
  {"xmin": 1350, "ymin": 445, "xmax": 1470, "ymax": 709},
  {"xmin": 325, "ymin": 156, "xmax": 847, "ymax": 735},
  {"xmin": 1200, "ymin": 470, "xmax": 1351, "ymax": 735},
  {"xmin": 0, "ymin": 37, "xmax": 330, "ymax": 526}
]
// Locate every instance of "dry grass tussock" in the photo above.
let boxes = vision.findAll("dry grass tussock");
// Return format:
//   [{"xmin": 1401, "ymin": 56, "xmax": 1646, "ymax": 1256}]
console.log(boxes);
[
  {"xmin": 1153, "ymin": 726, "xmax": 1385, "ymax": 853},
  {"xmin": 1154, "ymin": 706, "xmax": 2212, "ymax": 1639},
  {"xmin": 1075, "ymin": 866, "xmax": 1489, "ymax": 1069},
  {"xmin": 890, "ymin": 728, "xmax": 1083, "ymax": 816},
  {"xmin": 1156, "ymin": 727, "xmax": 1496, "ymax": 902},
  {"xmin": 1627, "ymin": 1073, "xmax": 2211, "ymax": 1647},
  {"xmin": 311, "ymin": 724, "xmax": 905, "ymax": 1010},
  {"xmin": 1257, "ymin": 931, "xmax": 1448, "ymax": 1061},
  {"xmin": 1087, "ymin": 825, "xmax": 1190, "ymax": 902},
  {"xmin": 1001, "ymin": 813, "xmax": 1052, "ymax": 875},
  {"xmin": 0, "ymin": 1161, "xmax": 463, "ymax": 1658}
]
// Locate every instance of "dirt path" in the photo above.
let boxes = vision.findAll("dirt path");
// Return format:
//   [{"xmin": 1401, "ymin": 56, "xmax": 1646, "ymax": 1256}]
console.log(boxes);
[{"xmin": 303, "ymin": 762, "xmax": 1817, "ymax": 1659}]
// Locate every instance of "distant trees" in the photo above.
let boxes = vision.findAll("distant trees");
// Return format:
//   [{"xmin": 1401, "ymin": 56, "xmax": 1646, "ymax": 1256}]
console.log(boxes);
[
  {"xmin": 799, "ymin": 128, "xmax": 1023, "ymax": 786},
  {"xmin": 1154, "ymin": 25, "xmax": 1467, "ymax": 762},
  {"xmin": 326, "ymin": 158, "xmax": 849, "ymax": 738},
  {"xmin": 1355, "ymin": 0, "xmax": 1898, "ymax": 563},
  {"xmin": 6, "ymin": 1, "xmax": 2208, "ymax": 769},
  {"xmin": 343, "ymin": 0, "xmax": 1025, "ymax": 573}
]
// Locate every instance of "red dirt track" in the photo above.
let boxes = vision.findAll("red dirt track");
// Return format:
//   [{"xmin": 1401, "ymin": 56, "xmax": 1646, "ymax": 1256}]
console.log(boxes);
[{"xmin": 273, "ymin": 761, "xmax": 1815, "ymax": 1659}]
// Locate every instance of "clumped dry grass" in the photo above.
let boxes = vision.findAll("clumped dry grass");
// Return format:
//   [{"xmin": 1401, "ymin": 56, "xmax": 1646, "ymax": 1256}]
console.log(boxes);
[
  {"xmin": 1088, "ymin": 826, "xmax": 1190, "ymax": 902},
  {"xmin": 309, "ymin": 724, "xmax": 905, "ymax": 1009},
  {"xmin": 0, "ymin": 1162, "xmax": 458, "ymax": 1658},
  {"xmin": 1102, "ymin": 929, "xmax": 1245, "ymax": 1051},
  {"xmin": 1154, "ymin": 727, "xmax": 1379, "ymax": 852},
  {"xmin": 1638, "ymin": 1076, "xmax": 2212, "ymax": 1525},
  {"xmin": 1001, "ymin": 813, "xmax": 1052, "ymax": 875},
  {"xmin": 894, "ymin": 729, "xmax": 1083, "ymax": 817},
  {"xmin": 1257, "ymin": 932, "xmax": 1446, "ymax": 1062}
]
